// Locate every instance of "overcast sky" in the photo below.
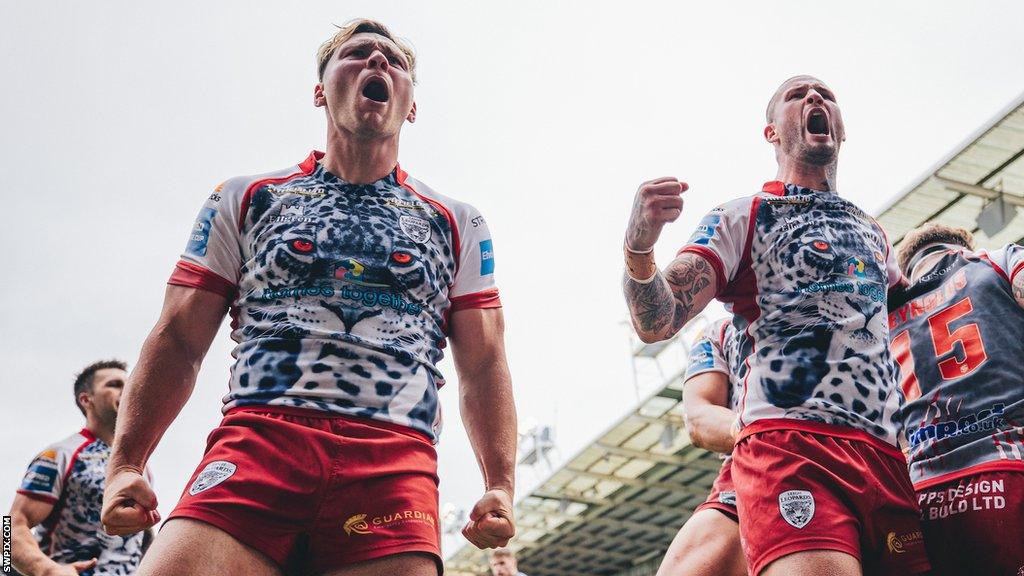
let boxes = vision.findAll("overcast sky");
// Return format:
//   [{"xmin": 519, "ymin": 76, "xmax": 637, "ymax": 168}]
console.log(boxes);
[{"xmin": 2, "ymin": 0, "xmax": 1023, "ymax": 560}]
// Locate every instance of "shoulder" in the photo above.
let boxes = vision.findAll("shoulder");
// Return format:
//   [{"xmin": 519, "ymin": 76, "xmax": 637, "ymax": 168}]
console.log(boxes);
[
  {"xmin": 216, "ymin": 158, "xmax": 315, "ymax": 204},
  {"xmin": 401, "ymin": 172, "xmax": 483, "ymax": 222}
]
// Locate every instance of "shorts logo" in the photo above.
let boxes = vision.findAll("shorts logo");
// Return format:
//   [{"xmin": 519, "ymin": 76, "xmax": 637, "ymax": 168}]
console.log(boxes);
[
  {"xmin": 718, "ymin": 491, "xmax": 737, "ymax": 507},
  {"xmin": 887, "ymin": 530, "xmax": 923, "ymax": 555},
  {"xmin": 886, "ymin": 531, "xmax": 904, "ymax": 554},
  {"xmin": 188, "ymin": 461, "xmax": 236, "ymax": 496},
  {"xmin": 480, "ymin": 240, "xmax": 495, "ymax": 275},
  {"xmin": 778, "ymin": 490, "xmax": 814, "ymax": 529},
  {"xmin": 399, "ymin": 215, "xmax": 431, "ymax": 244},
  {"xmin": 343, "ymin": 514, "xmax": 372, "ymax": 535}
]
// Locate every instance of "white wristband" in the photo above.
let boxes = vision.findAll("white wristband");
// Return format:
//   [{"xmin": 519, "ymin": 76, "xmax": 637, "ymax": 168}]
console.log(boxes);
[
  {"xmin": 626, "ymin": 269, "xmax": 658, "ymax": 284},
  {"xmin": 624, "ymin": 244, "xmax": 654, "ymax": 255}
]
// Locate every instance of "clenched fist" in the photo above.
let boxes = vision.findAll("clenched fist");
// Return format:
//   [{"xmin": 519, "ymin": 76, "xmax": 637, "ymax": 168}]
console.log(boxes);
[
  {"xmin": 625, "ymin": 177, "xmax": 689, "ymax": 252},
  {"xmin": 101, "ymin": 467, "xmax": 160, "ymax": 536},
  {"xmin": 462, "ymin": 488, "xmax": 515, "ymax": 549}
]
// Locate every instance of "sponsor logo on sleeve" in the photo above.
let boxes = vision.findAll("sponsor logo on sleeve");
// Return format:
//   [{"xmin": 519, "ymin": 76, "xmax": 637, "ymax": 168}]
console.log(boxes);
[
  {"xmin": 778, "ymin": 490, "xmax": 814, "ymax": 529},
  {"xmin": 20, "ymin": 460, "xmax": 59, "ymax": 493},
  {"xmin": 188, "ymin": 461, "xmax": 236, "ymax": 496},
  {"xmin": 686, "ymin": 340, "xmax": 716, "ymax": 375},
  {"xmin": 186, "ymin": 208, "xmax": 217, "ymax": 257},
  {"xmin": 479, "ymin": 240, "xmax": 495, "ymax": 275},
  {"xmin": 687, "ymin": 214, "xmax": 722, "ymax": 246},
  {"xmin": 399, "ymin": 214, "xmax": 431, "ymax": 244},
  {"xmin": 471, "ymin": 215, "xmax": 486, "ymax": 228}
]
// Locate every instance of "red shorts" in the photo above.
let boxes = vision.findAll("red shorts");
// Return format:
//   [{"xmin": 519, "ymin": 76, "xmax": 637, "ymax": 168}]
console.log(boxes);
[
  {"xmin": 916, "ymin": 470, "xmax": 1024, "ymax": 575},
  {"xmin": 731, "ymin": 422, "xmax": 930, "ymax": 576},
  {"xmin": 168, "ymin": 407, "xmax": 441, "ymax": 574},
  {"xmin": 694, "ymin": 457, "xmax": 738, "ymax": 522}
]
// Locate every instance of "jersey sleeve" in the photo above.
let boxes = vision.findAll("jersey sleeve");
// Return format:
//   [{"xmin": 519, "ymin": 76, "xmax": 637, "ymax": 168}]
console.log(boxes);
[
  {"xmin": 998, "ymin": 243, "xmax": 1024, "ymax": 284},
  {"xmin": 17, "ymin": 445, "xmax": 69, "ymax": 504},
  {"xmin": 684, "ymin": 320, "xmax": 730, "ymax": 382},
  {"xmin": 167, "ymin": 179, "xmax": 245, "ymax": 299},
  {"xmin": 677, "ymin": 197, "xmax": 755, "ymax": 292},
  {"xmin": 449, "ymin": 204, "xmax": 501, "ymax": 312}
]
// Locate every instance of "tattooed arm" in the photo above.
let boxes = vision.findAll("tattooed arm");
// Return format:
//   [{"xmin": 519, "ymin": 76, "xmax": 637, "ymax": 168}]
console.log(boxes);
[
  {"xmin": 1013, "ymin": 272, "xmax": 1024, "ymax": 309},
  {"xmin": 622, "ymin": 177, "xmax": 719, "ymax": 343},
  {"xmin": 623, "ymin": 253, "xmax": 719, "ymax": 343}
]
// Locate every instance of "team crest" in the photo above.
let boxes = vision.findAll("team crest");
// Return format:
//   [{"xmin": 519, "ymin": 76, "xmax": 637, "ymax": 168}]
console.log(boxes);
[
  {"xmin": 188, "ymin": 460, "xmax": 236, "ymax": 495},
  {"xmin": 778, "ymin": 490, "xmax": 815, "ymax": 529},
  {"xmin": 399, "ymin": 214, "xmax": 431, "ymax": 244}
]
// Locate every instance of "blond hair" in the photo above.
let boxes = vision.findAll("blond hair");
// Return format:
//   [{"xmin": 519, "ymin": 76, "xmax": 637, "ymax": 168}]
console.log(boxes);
[
  {"xmin": 897, "ymin": 223, "xmax": 975, "ymax": 275},
  {"xmin": 316, "ymin": 18, "xmax": 416, "ymax": 83}
]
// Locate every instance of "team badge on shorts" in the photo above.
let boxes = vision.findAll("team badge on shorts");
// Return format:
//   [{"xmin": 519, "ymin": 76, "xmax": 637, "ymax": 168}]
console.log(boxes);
[
  {"xmin": 399, "ymin": 215, "xmax": 431, "ymax": 244},
  {"xmin": 778, "ymin": 490, "xmax": 815, "ymax": 529},
  {"xmin": 188, "ymin": 460, "xmax": 237, "ymax": 495}
]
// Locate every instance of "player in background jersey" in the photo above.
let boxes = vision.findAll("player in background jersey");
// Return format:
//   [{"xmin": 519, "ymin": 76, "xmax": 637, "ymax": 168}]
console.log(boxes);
[
  {"xmin": 622, "ymin": 75, "xmax": 929, "ymax": 575},
  {"xmin": 655, "ymin": 318, "xmax": 747, "ymax": 576},
  {"xmin": 891, "ymin": 223, "xmax": 1024, "ymax": 575},
  {"xmin": 9, "ymin": 360, "xmax": 152, "ymax": 576},
  {"xmin": 100, "ymin": 19, "xmax": 516, "ymax": 576}
]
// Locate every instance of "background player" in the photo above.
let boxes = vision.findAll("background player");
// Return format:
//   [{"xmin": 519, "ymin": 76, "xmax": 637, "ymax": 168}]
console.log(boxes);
[
  {"xmin": 655, "ymin": 318, "xmax": 746, "ymax": 576},
  {"xmin": 891, "ymin": 223, "xmax": 1024, "ymax": 574},
  {"xmin": 622, "ymin": 75, "xmax": 929, "ymax": 575},
  {"xmin": 9, "ymin": 360, "xmax": 151, "ymax": 576},
  {"xmin": 100, "ymin": 19, "xmax": 516, "ymax": 576}
]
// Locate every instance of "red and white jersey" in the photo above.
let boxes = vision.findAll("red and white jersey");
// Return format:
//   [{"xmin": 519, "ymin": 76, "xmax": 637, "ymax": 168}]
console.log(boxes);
[
  {"xmin": 684, "ymin": 318, "xmax": 741, "ymax": 411},
  {"xmin": 680, "ymin": 181, "xmax": 903, "ymax": 446},
  {"xmin": 169, "ymin": 151, "xmax": 500, "ymax": 441}
]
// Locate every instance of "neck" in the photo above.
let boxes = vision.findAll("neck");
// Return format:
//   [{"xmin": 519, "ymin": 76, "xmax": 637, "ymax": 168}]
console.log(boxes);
[
  {"xmin": 85, "ymin": 416, "xmax": 114, "ymax": 445},
  {"xmin": 320, "ymin": 127, "xmax": 400, "ymax": 184},
  {"xmin": 776, "ymin": 157, "xmax": 837, "ymax": 191}
]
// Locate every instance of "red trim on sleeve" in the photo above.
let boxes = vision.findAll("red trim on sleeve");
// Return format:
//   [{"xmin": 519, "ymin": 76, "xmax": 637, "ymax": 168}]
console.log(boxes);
[
  {"xmin": 237, "ymin": 151, "xmax": 320, "ymax": 231},
  {"xmin": 169, "ymin": 261, "xmax": 236, "ymax": 299},
  {"xmin": 450, "ymin": 288, "xmax": 502, "ymax": 311},
  {"xmin": 678, "ymin": 246, "xmax": 727, "ymax": 294},
  {"xmin": 761, "ymin": 181, "xmax": 786, "ymax": 196},
  {"xmin": 15, "ymin": 490, "xmax": 59, "ymax": 504},
  {"xmin": 1010, "ymin": 260, "xmax": 1024, "ymax": 284},
  {"xmin": 396, "ymin": 166, "xmax": 463, "ymax": 271}
]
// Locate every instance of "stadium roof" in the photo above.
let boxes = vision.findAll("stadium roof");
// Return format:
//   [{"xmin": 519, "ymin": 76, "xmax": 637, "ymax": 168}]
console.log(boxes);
[
  {"xmin": 446, "ymin": 336, "xmax": 722, "ymax": 576},
  {"xmin": 877, "ymin": 91, "xmax": 1024, "ymax": 249}
]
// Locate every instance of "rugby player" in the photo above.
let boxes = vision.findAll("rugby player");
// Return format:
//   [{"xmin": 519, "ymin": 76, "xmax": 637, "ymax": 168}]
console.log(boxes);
[
  {"xmin": 891, "ymin": 223, "xmax": 1024, "ymax": 574},
  {"xmin": 656, "ymin": 318, "xmax": 746, "ymax": 576},
  {"xmin": 9, "ymin": 360, "xmax": 151, "ymax": 576},
  {"xmin": 100, "ymin": 19, "xmax": 516, "ymax": 576},
  {"xmin": 623, "ymin": 75, "xmax": 929, "ymax": 575}
]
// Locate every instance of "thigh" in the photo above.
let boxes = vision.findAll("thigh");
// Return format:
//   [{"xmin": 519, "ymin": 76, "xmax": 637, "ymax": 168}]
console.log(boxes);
[
  {"xmin": 317, "ymin": 551, "xmax": 438, "ymax": 576},
  {"xmin": 656, "ymin": 509, "xmax": 745, "ymax": 576},
  {"xmin": 137, "ymin": 518, "xmax": 282, "ymax": 576},
  {"xmin": 762, "ymin": 549, "xmax": 861, "ymax": 576}
]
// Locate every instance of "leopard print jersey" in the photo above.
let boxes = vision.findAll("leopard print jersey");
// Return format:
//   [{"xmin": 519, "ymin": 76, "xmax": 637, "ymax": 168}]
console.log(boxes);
[
  {"xmin": 171, "ymin": 152, "xmax": 499, "ymax": 440},
  {"xmin": 681, "ymin": 182, "xmax": 903, "ymax": 445},
  {"xmin": 18, "ymin": 430, "xmax": 146, "ymax": 575}
]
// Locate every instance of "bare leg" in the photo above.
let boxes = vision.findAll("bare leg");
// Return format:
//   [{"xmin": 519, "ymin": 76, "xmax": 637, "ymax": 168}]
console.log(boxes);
[
  {"xmin": 656, "ymin": 509, "xmax": 746, "ymax": 576},
  {"xmin": 137, "ymin": 518, "xmax": 282, "ymax": 576},
  {"xmin": 318, "ymin": 552, "xmax": 439, "ymax": 576},
  {"xmin": 761, "ymin": 550, "xmax": 861, "ymax": 576}
]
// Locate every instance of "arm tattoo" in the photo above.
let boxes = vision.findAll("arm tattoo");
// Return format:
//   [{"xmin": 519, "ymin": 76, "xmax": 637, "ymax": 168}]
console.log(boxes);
[
  {"xmin": 623, "ymin": 272, "xmax": 675, "ymax": 337},
  {"xmin": 623, "ymin": 256, "xmax": 714, "ymax": 340},
  {"xmin": 666, "ymin": 256, "xmax": 712, "ymax": 332},
  {"xmin": 1013, "ymin": 274, "xmax": 1024, "ymax": 308}
]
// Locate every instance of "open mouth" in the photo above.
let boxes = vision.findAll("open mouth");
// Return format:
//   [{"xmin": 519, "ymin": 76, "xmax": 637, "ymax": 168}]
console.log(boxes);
[
  {"xmin": 362, "ymin": 78, "xmax": 389, "ymax": 103},
  {"xmin": 807, "ymin": 109, "xmax": 830, "ymax": 136}
]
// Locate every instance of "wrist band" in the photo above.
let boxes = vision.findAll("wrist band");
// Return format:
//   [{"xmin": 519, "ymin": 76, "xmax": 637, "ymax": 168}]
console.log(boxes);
[{"xmin": 624, "ymin": 243, "xmax": 654, "ymax": 255}]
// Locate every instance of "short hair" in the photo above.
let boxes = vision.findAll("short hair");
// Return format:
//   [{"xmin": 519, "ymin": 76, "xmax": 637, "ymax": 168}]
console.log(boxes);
[
  {"xmin": 766, "ymin": 74, "xmax": 823, "ymax": 123},
  {"xmin": 490, "ymin": 548, "xmax": 515, "ymax": 560},
  {"xmin": 316, "ymin": 18, "xmax": 417, "ymax": 83},
  {"xmin": 73, "ymin": 359, "xmax": 127, "ymax": 415},
  {"xmin": 897, "ymin": 223, "xmax": 975, "ymax": 276}
]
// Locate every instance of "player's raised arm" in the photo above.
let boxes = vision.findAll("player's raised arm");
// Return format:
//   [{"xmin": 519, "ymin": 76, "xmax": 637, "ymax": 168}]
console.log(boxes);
[
  {"xmin": 102, "ymin": 285, "xmax": 228, "ymax": 536},
  {"xmin": 449, "ymin": 307, "xmax": 517, "ymax": 549},
  {"xmin": 623, "ymin": 178, "xmax": 719, "ymax": 343}
]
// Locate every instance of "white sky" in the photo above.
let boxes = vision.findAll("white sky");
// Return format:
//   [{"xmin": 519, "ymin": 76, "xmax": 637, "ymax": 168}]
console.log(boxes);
[{"xmin": 2, "ymin": 0, "xmax": 1023, "ymax": 561}]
